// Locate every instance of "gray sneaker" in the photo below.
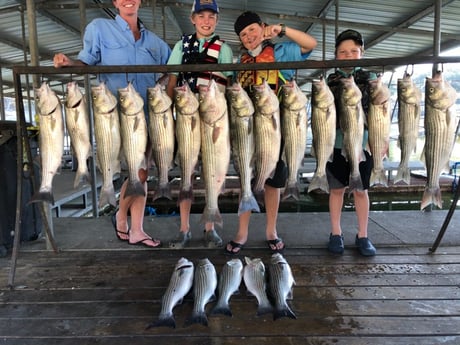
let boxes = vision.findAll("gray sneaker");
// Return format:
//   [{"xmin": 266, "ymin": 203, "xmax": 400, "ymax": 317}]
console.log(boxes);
[
  {"xmin": 169, "ymin": 231, "xmax": 191, "ymax": 249},
  {"xmin": 203, "ymin": 229, "xmax": 223, "ymax": 248}
]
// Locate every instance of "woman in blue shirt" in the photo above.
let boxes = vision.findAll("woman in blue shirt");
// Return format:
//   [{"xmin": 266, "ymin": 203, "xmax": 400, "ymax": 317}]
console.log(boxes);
[{"xmin": 54, "ymin": 0, "xmax": 171, "ymax": 248}]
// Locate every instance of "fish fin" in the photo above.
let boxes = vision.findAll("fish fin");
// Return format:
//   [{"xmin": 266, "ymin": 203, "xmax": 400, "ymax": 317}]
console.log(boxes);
[
  {"xmin": 348, "ymin": 175, "xmax": 364, "ymax": 194},
  {"xmin": 98, "ymin": 185, "xmax": 117, "ymax": 208},
  {"xmin": 200, "ymin": 207, "xmax": 223, "ymax": 227},
  {"xmin": 212, "ymin": 126, "xmax": 222, "ymax": 143},
  {"xmin": 124, "ymin": 180, "xmax": 146, "ymax": 198},
  {"xmin": 273, "ymin": 305, "xmax": 297, "ymax": 320},
  {"xmin": 178, "ymin": 187, "xmax": 194, "ymax": 203},
  {"xmin": 256, "ymin": 303, "xmax": 274, "ymax": 316},
  {"xmin": 282, "ymin": 182, "xmax": 300, "ymax": 201},
  {"xmin": 238, "ymin": 194, "xmax": 260, "ymax": 215},
  {"xmin": 394, "ymin": 166, "xmax": 411, "ymax": 185},
  {"xmin": 73, "ymin": 169, "xmax": 91, "ymax": 189},
  {"xmin": 191, "ymin": 116, "xmax": 198, "ymax": 131},
  {"xmin": 184, "ymin": 312, "xmax": 208, "ymax": 327},
  {"xmin": 147, "ymin": 316, "xmax": 176, "ymax": 329},
  {"xmin": 29, "ymin": 191, "xmax": 55, "ymax": 205},
  {"xmin": 210, "ymin": 305, "xmax": 232, "ymax": 317},
  {"xmin": 308, "ymin": 174, "xmax": 329, "ymax": 194},
  {"xmin": 370, "ymin": 169, "xmax": 388, "ymax": 187},
  {"xmin": 152, "ymin": 183, "xmax": 172, "ymax": 201},
  {"xmin": 421, "ymin": 187, "xmax": 442, "ymax": 210}
]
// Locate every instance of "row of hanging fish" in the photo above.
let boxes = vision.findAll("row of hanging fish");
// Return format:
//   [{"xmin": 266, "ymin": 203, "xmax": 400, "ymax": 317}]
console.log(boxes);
[
  {"xmin": 308, "ymin": 71, "xmax": 459, "ymax": 210},
  {"xmin": 29, "ymin": 79, "xmax": 309, "ymax": 224},
  {"xmin": 148, "ymin": 253, "xmax": 295, "ymax": 329}
]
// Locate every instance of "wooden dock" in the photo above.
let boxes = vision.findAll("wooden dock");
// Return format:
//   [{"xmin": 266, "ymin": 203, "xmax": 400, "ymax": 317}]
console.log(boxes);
[{"xmin": 1, "ymin": 210, "xmax": 460, "ymax": 344}]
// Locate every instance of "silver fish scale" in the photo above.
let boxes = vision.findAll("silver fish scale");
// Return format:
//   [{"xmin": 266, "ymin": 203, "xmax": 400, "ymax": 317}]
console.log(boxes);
[
  {"xmin": 192, "ymin": 259, "xmax": 217, "ymax": 314},
  {"xmin": 368, "ymin": 77, "xmax": 391, "ymax": 187},
  {"xmin": 309, "ymin": 78, "xmax": 336, "ymax": 194},
  {"xmin": 92, "ymin": 83, "xmax": 121, "ymax": 208},
  {"xmin": 268, "ymin": 254, "xmax": 296, "ymax": 320},
  {"xmin": 243, "ymin": 257, "xmax": 272, "ymax": 315},
  {"xmin": 395, "ymin": 74, "xmax": 422, "ymax": 185},
  {"xmin": 422, "ymin": 74, "xmax": 458, "ymax": 209},
  {"xmin": 159, "ymin": 259, "xmax": 194, "ymax": 317},
  {"xmin": 227, "ymin": 84, "xmax": 259, "ymax": 215},
  {"xmin": 64, "ymin": 81, "xmax": 92, "ymax": 189},
  {"xmin": 174, "ymin": 84, "xmax": 201, "ymax": 202},
  {"xmin": 214, "ymin": 259, "xmax": 243, "ymax": 312},
  {"xmin": 148, "ymin": 85, "xmax": 175, "ymax": 201},
  {"xmin": 31, "ymin": 82, "xmax": 64, "ymax": 204}
]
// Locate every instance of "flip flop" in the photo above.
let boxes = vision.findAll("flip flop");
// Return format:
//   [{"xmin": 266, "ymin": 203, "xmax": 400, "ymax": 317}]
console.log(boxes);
[
  {"xmin": 111, "ymin": 212, "xmax": 129, "ymax": 241},
  {"xmin": 129, "ymin": 237, "xmax": 162, "ymax": 248},
  {"xmin": 224, "ymin": 240, "xmax": 245, "ymax": 255},
  {"xmin": 267, "ymin": 238, "xmax": 285, "ymax": 254}
]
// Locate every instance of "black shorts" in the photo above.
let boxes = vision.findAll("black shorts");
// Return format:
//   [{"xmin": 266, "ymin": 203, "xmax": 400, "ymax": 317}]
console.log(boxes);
[
  {"xmin": 326, "ymin": 148, "xmax": 373, "ymax": 190},
  {"xmin": 265, "ymin": 159, "xmax": 288, "ymax": 188}
]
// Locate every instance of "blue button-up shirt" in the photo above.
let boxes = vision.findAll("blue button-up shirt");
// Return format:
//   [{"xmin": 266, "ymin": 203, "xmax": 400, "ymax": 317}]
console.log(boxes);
[{"xmin": 78, "ymin": 15, "xmax": 171, "ymax": 104}]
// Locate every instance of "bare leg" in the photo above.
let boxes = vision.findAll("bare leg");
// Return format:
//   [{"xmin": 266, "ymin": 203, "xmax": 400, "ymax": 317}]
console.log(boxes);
[
  {"xmin": 179, "ymin": 199, "xmax": 192, "ymax": 233},
  {"xmin": 353, "ymin": 189, "xmax": 370, "ymax": 238},
  {"xmin": 117, "ymin": 168, "xmax": 160, "ymax": 247},
  {"xmin": 264, "ymin": 185, "xmax": 284, "ymax": 251},
  {"xmin": 329, "ymin": 187, "xmax": 345, "ymax": 236}
]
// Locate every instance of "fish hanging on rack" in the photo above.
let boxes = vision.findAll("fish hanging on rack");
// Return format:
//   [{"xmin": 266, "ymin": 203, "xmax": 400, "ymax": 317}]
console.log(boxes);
[{"xmin": 30, "ymin": 82, "xmax": 64, "ymax": 205}]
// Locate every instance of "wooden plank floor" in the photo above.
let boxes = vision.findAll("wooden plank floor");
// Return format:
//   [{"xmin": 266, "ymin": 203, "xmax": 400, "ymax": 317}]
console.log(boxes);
[{"xmin": 1, "ymin": 214, "xmax": 460, "ymax": 344}]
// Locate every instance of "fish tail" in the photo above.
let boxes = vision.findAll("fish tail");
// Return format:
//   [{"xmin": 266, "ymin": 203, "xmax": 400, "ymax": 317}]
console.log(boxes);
[
  {"xmin": 200, "ymin": 207, "xmax": 223, "ymax": 227},
  {"xmin": 210, "ymin": 304, "xmax": 233, "ymax": 317},
  {"xmin": 256, "ymin": 302, "xmax": 273, "ymax": 316},
  {"xmin": 178, "ymin": 187, "xmax": 194, "ymax": 203},
  {"xmin": 370, "ymin": 169, "xmax": 388, "ymax": 187},
  {"xmin": 98, "ymin": 185, "xmax": 117, "ymax": 208},
  {"xmin": 348, "ymin": 175, "xmax": 363, "ymax": 194},
  {"xmin": 29, "ymin": 191, "xmax": 54, "ymax": 205},
  {"xmin": 281, "ymin": 182, "xmax": 300, "ymax": 201},
  {"xmin": 124, "ymin": 180, "xmax": 146, "ymax": 198},
  {"xmin": 185, "ymin": 312, "xmax": 208, "ymax": 327},
  {"xmin": 421, "ymin": 187, "xmax": 442, "ymax": 210},
  {"xmin": 238, "ymin": 195, "xmax": 260, "ymax": 215},
  {"xmin": 146, "ymin": 316, "xmax": 176, "ymax": 329},
  {"xmin": 73, "ymin": 169, "xmax": 91, "ymax": 189},
  {"xmin": 273, "ymin": 305, "xmax": 297, "ymax": 321},
  {"xmin": 152, "ymin": 183, "xmax": 172, "ymax": 201},
  {"xmin": 307, "ymin": 174, "xmax": 329, "ymax": 193},
  {"xmin": 394, "ymin": 166, "xmax": 410, "ymax": 185}
]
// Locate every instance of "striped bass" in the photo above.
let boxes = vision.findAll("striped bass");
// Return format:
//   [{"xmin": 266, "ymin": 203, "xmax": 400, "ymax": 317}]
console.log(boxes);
[
  {"xmin": 309, "ymin": 77, "xmax": 336, "ymax": 193},
  {"xmin": 252, "ymin": 80, "xmax": 281, "ymax": 198},
  {"xmin": 118, "ymin": 82, "xmax": 148, "ymax": 198},
  {"xmin": 185, "ymin": 258, "xmax": 217, "ymax": 327},
  {"xmin": 395, "ymin": 73, "xmax": 422, "ymax": 185},
  {"xmin": 211, "ymin": 258, "xmax": 243, "ymax": 317},
  {"xmin": 368, "ymin": 75, "xmax": 391, "ymax": 187},
  {"xmin": 91, "ymin": 82, "xmax": 121, "ymax": 208},
  {"xmin": 280, "ymin": 80, "xmax": 308, "ymax": 201},
  {"xmin": 149, "ymin": 257, "xmax": 194, "ymax": 329},
  {"xmin": 64, "ymin": 81, "xmax": 91, "ymax": 189},
  {"xmin": 421, "ymin": 72, "xmax": 458, "ymax": 210},
  {"xmin": 243, "ymin": 256, "xmax": 273, "ymax": 316},
  {"xmin": 198, "ymin": 80, "xmax": 230, "ymax": 227},
  {"xmin": 338, "ymin": 76, "xmax": 366, "ymax": 192},
  {"xmin": 148, "ymin": 84, "xmax": 175, "ymax": 201},
  {"xmin": 174, "ymin": 83, "xmax": 201, "ymax": 202},
  {"xmin": 30, "ymin": 82, "xmax": 64, "ymax": 204},
  {"xmin": 227, "ymin": 82, "xmax": 260, "ymax": 215},
  {"xmin": 268, "ymin": 253, "xmax": 296, "ymax": 320}
]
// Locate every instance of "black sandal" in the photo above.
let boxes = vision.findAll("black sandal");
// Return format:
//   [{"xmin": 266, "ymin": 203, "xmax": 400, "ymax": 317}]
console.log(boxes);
[
  {"xmin": 225, "ymin": 240, "xmax": 245, "ymax": 255},
  {"xmin": 267, "ymin": 238, "xmax": 285, "ymax": 254},
  {"xmin": 111, "ymin": 212, "xmax": 129, "ymax": 241}
]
